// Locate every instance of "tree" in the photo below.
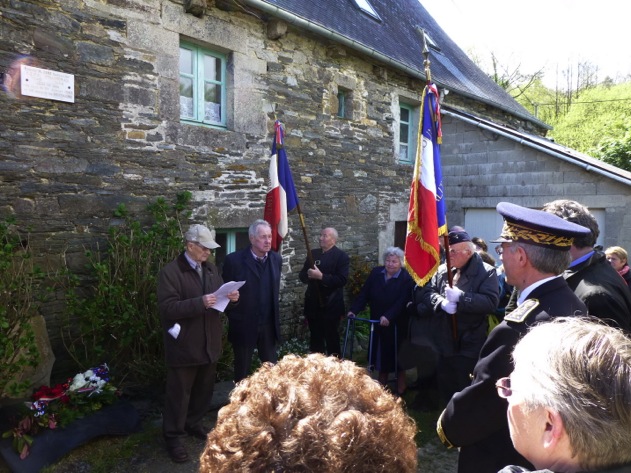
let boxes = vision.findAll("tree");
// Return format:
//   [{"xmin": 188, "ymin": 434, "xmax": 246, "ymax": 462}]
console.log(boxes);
[{"xmin": 592, "ymin": 131, "xmax": 631, "ymax": 172}]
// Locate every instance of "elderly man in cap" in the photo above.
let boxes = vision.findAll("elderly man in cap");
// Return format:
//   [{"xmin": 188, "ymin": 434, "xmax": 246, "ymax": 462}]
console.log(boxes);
[
  {"xmin": 157, "ymin": 224, "xmax": 240, "ymax": 463},
  {"xmin": 421, "ymin": 228, "xmax": 499, "ymax": 405},
  {"xmin": 437, "ymin": 202, "xmax": 590, "ymax": 473}
]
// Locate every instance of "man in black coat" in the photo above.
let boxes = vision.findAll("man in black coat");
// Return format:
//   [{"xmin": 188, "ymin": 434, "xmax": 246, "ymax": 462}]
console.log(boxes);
[
  {"xmin": 299, "ymin": 227, "xmax": 349, "ymax": 356},
  {"xmin": 423, "ymin": 229, "xmax": 499, "ymax": 405},
  {"xmin": 222, "ymin": 219, "xmax": 282, "ymax": 383},
  {"xmin": 542, "ymin": 199, "xmax": 631, "ymax": 332},
  {"xmin": 437, "ymin": 202, "xmax": 590, "ymax": 473}
]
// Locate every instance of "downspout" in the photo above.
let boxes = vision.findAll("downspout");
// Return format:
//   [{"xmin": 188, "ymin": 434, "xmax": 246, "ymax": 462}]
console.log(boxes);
[{"xmin": 442, "ymin": 108, "xmax": 631, "ymax": 188}]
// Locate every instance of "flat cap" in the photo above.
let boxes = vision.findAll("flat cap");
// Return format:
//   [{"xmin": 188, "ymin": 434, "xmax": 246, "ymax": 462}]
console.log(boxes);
[{"xmin": 492, "ymin": 202, "xmax": 590, "ymax": 250}]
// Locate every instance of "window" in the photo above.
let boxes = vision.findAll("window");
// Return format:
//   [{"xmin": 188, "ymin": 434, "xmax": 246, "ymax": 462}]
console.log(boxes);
[
  {"xmin": 214, "ymin": 229, "xmax": 249, "ymax": 271},
  {"xmin": 399, "ymin": 103, "xmax": 416, "ymax": 164},
  {"xmin": 352, "ymin": 0, "xmax": 381, "ymax": 20},
  {"xmin": 179, "ymin": 42, "xmax": 226, "ymax": 127},
  {"xmin": 337, "ymin": 89, "xmax": 346, "ymax": 118},
  {"xmin": 336, "ymin": 87, "xmax": 353, "ymax": 119}
]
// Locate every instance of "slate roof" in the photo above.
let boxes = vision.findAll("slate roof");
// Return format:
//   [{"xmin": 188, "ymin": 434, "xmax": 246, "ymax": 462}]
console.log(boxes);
[{"xmin": 243, "ymin": 0, "xmax": 548, "ymax": 128}]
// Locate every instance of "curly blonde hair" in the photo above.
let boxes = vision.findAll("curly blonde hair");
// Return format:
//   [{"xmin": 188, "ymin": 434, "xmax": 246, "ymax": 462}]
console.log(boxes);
[{"xmin": 200, "ymin": 354, "xmax": 418, "ymax": 472}]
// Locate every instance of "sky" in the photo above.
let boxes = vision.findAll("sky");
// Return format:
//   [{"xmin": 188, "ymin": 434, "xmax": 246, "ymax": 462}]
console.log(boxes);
[{"xmin": 419, "ymin": 0, "xmax": 631, "ymax": 88}]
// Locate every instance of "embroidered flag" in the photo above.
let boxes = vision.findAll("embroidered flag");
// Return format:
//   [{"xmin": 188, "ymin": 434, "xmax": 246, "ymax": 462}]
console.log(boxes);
[{"xmin": 404, "ymin": 83, "xmax": 447, "ymax": 286}]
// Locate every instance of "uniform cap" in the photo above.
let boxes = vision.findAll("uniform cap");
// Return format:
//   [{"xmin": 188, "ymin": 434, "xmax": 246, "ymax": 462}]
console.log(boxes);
[{"xmin": 492, "ymin": 202, "xmax": 590, "ymax": 250}]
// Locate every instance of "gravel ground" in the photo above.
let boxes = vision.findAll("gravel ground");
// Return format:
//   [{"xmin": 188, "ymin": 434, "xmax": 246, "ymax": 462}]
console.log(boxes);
[{"xmin": 1, "ymin": 380, "xmax": 459, "ymax": 473}]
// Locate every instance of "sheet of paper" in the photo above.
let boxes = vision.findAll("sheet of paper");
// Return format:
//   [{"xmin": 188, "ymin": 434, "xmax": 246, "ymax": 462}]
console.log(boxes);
[
  {"xmin": 210, "ymin": 280, "xmax": 245, "ymax": 312},
  {"xmin": 168, "ymin": 323, "xmax": 180, "ymax": 339}
]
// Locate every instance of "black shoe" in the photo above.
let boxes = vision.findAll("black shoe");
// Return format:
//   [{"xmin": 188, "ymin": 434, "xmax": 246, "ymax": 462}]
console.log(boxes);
[
  {"xmin": 186, "ymin": 426, "xmax": 208, "ymax": 440},
  {"xmin": 167, "ymin": 445, "xmax": 190, "ymax": 463}
]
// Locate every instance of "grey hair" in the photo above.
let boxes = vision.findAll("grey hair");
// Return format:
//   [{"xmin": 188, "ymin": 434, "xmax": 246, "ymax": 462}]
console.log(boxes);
[
  {"xmin": 512, "ymin": 317, "xmax": 631, "ymax": 470},
  {"xmin": 507, "ymin": 242, "xmax": 571, "ymax": 275},
  {"xmin": 249, "ymin": 219, "xmax": 271, "ymax": 238},
  {"xmin": 323, "ymin": 227, "xmax": 338, "ymax": 241},
  {"xmin": 383, "ymin": 246, "xmax": 404, "ymax": 264}
]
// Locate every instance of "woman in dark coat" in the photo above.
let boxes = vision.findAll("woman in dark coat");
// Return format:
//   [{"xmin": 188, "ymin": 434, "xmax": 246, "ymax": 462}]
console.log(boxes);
[{"xmin": 347, "ymin": 247, "xmax": 414, "ymax": 395}]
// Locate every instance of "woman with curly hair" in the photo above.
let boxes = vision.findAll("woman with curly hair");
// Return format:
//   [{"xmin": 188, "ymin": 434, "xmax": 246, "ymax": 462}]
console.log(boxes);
[{"xmin": 199, "ymin": 353, "xmax": 418, "ymax": 472}]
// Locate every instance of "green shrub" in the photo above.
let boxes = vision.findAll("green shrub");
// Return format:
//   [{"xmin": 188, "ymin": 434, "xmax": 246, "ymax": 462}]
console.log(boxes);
[
  {"xmin": 0, "ymin": 218, "xmax": 43, "ymax": 397},
  {"xmin": 59, "ymin": 193, "xmax": 192, "ymax": 386}
]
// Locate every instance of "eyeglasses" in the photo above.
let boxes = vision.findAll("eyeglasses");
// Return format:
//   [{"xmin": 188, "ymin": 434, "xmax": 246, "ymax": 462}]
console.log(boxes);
[
  {"xmin": 495, "ymin": 246, "xmax": 503, "ymax": 256},
  {"xmin": 449, "ymin": 249, "xmax": 466, "ymax": 255},
  {"xmin": 495, "ymin": 377, "xmax": 513, "ymax": 398}
]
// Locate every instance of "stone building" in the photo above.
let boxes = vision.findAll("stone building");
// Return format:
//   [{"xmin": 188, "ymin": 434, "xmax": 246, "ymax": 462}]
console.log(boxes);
[{"xmin": 1, "ymin": 0, "xmax": 630, "ymax": 372}]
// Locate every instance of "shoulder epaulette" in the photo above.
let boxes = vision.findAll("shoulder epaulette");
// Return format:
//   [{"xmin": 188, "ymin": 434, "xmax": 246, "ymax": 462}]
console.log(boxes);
[{"xmin": 504, "ymin": 298, "xmax": 540, "ymax": 323}]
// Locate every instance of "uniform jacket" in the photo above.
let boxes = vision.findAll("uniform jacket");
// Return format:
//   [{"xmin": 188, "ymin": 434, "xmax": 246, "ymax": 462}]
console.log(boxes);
[
  {"xmin": 439, "ymin": 276, "xmax": 587, "ymax": 473},
  {"xmin": 222, "ymin": 247, "xmax": 282, "ymax": 347},
  {"xmin": 563, "ymin": 251, "xmax": 631, "ymax": 332},
  {"xmin": 157, "ymin": 252, "xmax": 224, "ymax": 367},
  {"xmin": 423, "ymin": 252, "xmax": 499, "ymax": 358},
  {"xmin": 299, "ymin": 246, "xmax": 349, "ymax": 319}
]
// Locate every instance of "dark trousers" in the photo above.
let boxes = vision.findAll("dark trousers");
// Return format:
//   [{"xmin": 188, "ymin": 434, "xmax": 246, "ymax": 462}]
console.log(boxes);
[
  {"xmin": 232, "ymin": 323, "xmax": 278, "ymax": 383},
  {"xmin": 308, "ymin": 316, "xmax": 341, "ymax": 356},
  {"xmin": 163, "ymin": 362, "xmax": 217, "ymax": 447},
  {"xmin": 437, "ymin": 355, "xmax": 477, "ymax": 406}
]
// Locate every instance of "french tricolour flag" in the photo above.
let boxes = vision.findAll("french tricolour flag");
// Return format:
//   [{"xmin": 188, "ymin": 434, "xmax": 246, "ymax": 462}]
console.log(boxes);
[
  {"xmin": 264, "ymin": 120, "xmax": 299, "ymax": 252},
  {"xmin": 404, "ymin": 83, "xmax": 447, "ymax": 286}
]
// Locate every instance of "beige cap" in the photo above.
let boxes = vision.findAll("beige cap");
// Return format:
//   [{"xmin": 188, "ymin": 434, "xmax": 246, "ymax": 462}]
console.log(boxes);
[{"xmin": 185, "ymin": 224, "xmax": 220, "ymax": 249}]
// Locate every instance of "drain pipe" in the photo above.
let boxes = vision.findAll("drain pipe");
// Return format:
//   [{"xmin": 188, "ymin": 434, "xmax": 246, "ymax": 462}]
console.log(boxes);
[{"xmin": 442, "ymin": 108, "xmax": 631, "ymax": 188}]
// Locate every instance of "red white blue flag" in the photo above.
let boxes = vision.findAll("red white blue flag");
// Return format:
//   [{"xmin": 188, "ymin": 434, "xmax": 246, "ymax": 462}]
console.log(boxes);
[
  {"xmin": 264, "ymin": 120, "xmax": 299, "ymax": 252},
  {"xmin": 404, "ymin": 83, "xmax": 447, "ymax": 286}
]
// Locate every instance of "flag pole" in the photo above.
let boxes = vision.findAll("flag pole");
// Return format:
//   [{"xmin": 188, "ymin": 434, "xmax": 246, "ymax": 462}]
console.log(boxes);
[
  {"xmin": 271, "ymin": 119, "xmax": 324, "ymax": 307},
  {"xmin": 421, "ymin": 30, "xmax": 457, "ymax": 341}
]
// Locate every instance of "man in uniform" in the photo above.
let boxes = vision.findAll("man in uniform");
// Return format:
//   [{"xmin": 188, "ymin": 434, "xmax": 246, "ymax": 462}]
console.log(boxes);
[{"xmin": 437, "ymin": 202, "xmax": 590, "ymax": 473}]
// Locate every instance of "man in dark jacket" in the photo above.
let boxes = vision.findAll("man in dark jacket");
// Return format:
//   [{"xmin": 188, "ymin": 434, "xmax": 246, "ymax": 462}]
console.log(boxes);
[
  {"xmin": 422, "ymin": 229, "xmax": 499, "ymax": 405},
  {"xmin": 437, "ymin": 202, "xmax": 590, "ymax": 473},
  {"xmin": 542, "ymin": 199, "xmax": 631, "ymax": 332},
  {"xmin": 222, "ymin": 219, "xmax": 282, "ymax": 383},
  {"xmin": 158, "ymin": 224, "xmax": 239, "ymax": 463},
  {"xmin": 299, "ymin": 227, "xmax": 349, "ymax": 356}
]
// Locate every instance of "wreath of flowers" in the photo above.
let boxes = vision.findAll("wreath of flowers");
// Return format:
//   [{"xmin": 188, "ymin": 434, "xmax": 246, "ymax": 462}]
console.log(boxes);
[{"xmin": 2, "ymin": 364, "xmax": 120, "ymax": 459}]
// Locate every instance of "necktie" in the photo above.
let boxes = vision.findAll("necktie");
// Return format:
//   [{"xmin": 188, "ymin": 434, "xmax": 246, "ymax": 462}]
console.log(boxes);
[{"xmin": 196, "ymin": 264, "xmax": 203, "ymax": 280}]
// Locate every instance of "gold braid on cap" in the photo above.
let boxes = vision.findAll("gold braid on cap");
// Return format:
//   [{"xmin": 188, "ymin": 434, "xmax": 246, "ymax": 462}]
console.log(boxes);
[{"xmin": 500, "ymin": 221, "xmax": 574, "ymax": 248}]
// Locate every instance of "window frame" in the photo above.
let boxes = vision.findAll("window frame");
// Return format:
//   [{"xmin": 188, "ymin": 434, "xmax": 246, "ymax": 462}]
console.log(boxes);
[
  {"xmin": 179, "ymin": 42, "xmax": 227, "ymax": 127},
  {"xmin": 398, "ymin": 103, "xmax": 416, "ymax": 164}
]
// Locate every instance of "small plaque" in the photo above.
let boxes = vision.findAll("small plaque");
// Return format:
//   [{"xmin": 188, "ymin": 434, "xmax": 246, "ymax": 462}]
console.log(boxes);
[{"xmin": 20, "ymin": 65, "xmax": 75, "ymax": 103}]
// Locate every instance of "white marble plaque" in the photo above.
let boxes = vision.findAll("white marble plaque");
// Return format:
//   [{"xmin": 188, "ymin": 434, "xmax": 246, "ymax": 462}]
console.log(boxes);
[{"xmin": 20, "ymin": 65, "xmax": 75, "ymax": 103}]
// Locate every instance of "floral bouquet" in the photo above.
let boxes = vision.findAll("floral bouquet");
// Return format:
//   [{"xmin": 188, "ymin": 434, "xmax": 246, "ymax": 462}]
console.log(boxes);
[{"xmin": 2, "ymin": 363, "xmax": 120, "ymax": 459}]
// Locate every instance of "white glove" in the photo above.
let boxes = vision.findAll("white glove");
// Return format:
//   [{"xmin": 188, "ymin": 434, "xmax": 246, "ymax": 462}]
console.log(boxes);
[
  {"xmin": 445, "ymin": 286, "xmax": 464, "ymax": 303},
  {"xmin": 440, "ymin": 299, "xmax": 457, "ymax": 314}
]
